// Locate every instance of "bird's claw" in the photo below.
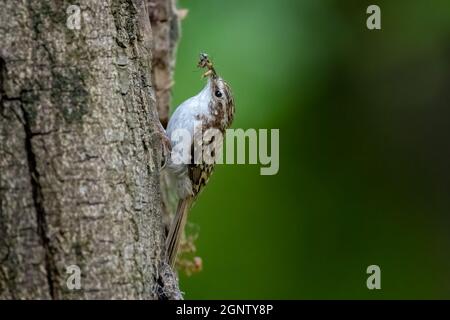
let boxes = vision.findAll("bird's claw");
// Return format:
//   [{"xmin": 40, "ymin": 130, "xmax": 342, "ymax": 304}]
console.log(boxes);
[
  {"xmin": 160, "ymin": 133, "xmax": 172, "ymax": 170},
  {"xmin": 153, "ymin": 122, "xmax": 172, "ymax": 170}
]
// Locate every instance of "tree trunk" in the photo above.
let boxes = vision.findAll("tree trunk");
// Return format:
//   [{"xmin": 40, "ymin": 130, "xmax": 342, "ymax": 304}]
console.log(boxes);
[{"xmin": 0, "ymin": 0, "xmax": 181, "ymax": 299}]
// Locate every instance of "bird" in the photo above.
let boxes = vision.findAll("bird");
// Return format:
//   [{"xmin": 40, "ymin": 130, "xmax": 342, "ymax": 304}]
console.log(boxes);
[{"xmin": 165, "ymin": 53, "xmax": 235, "ymax": 267}]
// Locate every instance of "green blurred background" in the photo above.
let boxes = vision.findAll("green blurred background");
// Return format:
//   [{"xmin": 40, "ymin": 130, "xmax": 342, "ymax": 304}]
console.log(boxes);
[{"xmin": 171, "ymin": 0, "xmax": 450, "ymax": 299}]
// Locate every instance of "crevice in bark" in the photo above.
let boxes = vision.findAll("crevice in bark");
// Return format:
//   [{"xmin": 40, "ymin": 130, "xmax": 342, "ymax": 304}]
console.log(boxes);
[
  {"xmin": 20, "ymin": 103, "xmax": 58, "ymax": 299},
  {"xmin": 148, "ymin": 0, "xmax": 180, "ymax": 245},
  {"xmin": 0, "ymin": 57, "xmax": 6, "ymax": 114},
  {"xmin": 0, "ymin": 59, "xmax": 10, "ymax": 288},
  {"xmin": 148, "ymin": 0, "xmax": 181, "ymax": 128}
]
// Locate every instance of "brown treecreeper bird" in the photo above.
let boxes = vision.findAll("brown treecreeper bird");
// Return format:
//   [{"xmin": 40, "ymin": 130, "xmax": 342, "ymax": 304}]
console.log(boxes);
[{"xmin": 165, "ymin": 53, "xmax": 235, "ymax": 267}]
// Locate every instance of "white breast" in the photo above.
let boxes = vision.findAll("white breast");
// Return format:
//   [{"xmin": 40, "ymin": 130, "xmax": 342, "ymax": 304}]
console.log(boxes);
[
  {"xmin": 166, "ymin": 79, "xmax": 212, "ymax": 142},
  {"xmin": 165, "ymin": 79, "xmax": 213, "ymax": 199}
]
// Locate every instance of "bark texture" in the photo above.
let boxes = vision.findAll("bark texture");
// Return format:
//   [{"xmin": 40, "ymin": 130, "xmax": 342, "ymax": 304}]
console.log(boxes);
[
  {"xmin": 148, "ymin": 0, "xmax": 180, "ymax": 129},
  {"xmin": 0, "ymin": 0, "xmax": 181, "ymax": 299},
  {"xmin": 148, "ymin": 0, "xmax": 184, "ymax": 238}
]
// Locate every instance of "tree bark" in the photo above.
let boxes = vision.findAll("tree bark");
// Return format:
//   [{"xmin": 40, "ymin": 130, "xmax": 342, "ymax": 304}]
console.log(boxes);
[
  {"xmin": 147, "ymin": 0, "xmax": 181, "ymax": 229},
  {"xmin": 148, "ymin": 0, "xmax": 180, "ymax": 129},
  {"xmin": 0, "ymin": 0, "xmax": 181, "ymax": 299}
]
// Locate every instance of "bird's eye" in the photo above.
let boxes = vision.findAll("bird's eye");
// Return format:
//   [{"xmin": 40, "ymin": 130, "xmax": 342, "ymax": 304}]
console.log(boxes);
[{"xmin": 215, "ymin": 90, "xmax": 222, "ymax": 98}]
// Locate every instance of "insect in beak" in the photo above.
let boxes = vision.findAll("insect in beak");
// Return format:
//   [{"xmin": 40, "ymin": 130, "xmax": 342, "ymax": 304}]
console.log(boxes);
[{"xmin": 198, "ymin": 53, "xmax": 216, "ymax": 78}]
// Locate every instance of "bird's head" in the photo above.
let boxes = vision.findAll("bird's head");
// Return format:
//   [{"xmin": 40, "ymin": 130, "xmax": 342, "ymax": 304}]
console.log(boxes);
[{"xmin": 198, "ymin": 53, "xmax": 234, "ymax": 126}]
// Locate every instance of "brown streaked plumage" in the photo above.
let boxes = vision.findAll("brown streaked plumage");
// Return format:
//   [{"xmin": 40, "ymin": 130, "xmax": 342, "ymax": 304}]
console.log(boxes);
[{"xmin": 165, "ymin": 54, "xmax": 235, "ymax": 267}]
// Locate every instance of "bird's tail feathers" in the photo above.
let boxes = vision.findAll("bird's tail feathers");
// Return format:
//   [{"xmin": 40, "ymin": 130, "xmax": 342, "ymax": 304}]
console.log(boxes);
[{"xmin": 166, "ymin": 197, "xmax": 192, "ymax": 267}]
